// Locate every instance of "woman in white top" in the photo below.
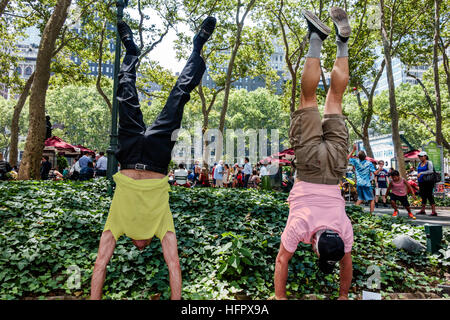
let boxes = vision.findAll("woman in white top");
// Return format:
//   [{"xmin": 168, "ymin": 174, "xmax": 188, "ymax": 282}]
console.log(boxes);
[{"xmin": 223, "ymin": 164, "xmax": 230, "ymax": 187}]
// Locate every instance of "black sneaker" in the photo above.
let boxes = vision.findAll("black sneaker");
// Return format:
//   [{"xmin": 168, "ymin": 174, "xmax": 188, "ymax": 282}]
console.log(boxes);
[
  {"xmin": 383, "ymin": 203, "xmax": 388, "ymax": 208},
  {"xmin": 117, "ymin": 21, "xmax": 140, "ymax": 55},
  {"xmin": 194, "ymin": 16, "xmax": 217, "ymax": 43},
  {"xmin": 375, "ymin": 203, "xmax": 379, "ymax": 208},
  {"xmin": 329, "ymin": 7, "xmax": 351, "ymax": 42},
  {"xmin": 301, "ymin": 9, "xmax": 330, "ymax": 41}
]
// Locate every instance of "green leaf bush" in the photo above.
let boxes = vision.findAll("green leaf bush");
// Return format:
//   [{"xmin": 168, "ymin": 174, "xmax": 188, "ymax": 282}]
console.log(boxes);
[{"xmin": 0, "ymin": 179, "xmax": 448, "ymax": 300}]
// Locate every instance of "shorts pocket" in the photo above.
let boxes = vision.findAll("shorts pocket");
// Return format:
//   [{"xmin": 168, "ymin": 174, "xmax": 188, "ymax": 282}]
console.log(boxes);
[
  {"xmin": 289, "ymin": 111, "xmax": 302, "ymax": 148},
  {"xmin": 296, "ymin": 144, "xmax": 321, "ymax": 172},
  {"xmin": 327, "ymin": 143, "xmax": 348, "ymax": 178}
]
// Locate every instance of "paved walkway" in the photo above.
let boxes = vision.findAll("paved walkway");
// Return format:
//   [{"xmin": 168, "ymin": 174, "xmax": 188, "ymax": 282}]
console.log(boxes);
[{"xmin": 345, "ymin": 203, "xmax": 450, "ymax": 227}]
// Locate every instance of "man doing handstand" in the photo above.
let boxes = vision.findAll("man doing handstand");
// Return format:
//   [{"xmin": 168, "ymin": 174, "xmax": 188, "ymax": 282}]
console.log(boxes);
[
  {"xmin": 90, "ymin": 16, "xmax": 216, "ymax": 300},
  {"xmin": 274, "ymin": 7, "xmax": 353, "ymax": 300}
]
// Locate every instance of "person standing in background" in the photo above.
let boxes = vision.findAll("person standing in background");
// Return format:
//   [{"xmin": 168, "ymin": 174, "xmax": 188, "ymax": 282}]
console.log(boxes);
[
  {"xmin": 374, "ymin": 160, "xmax": 389, "ymax": 208},
  {"xmin": 243, "ymin": 157, "xmax": 252, "ymax": 188},
  {"xmin": 348, "ymin": 144, "xmax": 376, "ymax": 214},
  {"xmin": 96, "ymin": 152, "xmax": 108, "ymax": 177},
  {"xmin": 214, "ymin": 160, "xmax": 224, "ymax": 187},
  {"xmin": 40, "ymin": 156, "xmax": 52, "ymax": 180},
  {"xmin": 416, "ymin": 151, "xmax": 437, "ymax": 216}
]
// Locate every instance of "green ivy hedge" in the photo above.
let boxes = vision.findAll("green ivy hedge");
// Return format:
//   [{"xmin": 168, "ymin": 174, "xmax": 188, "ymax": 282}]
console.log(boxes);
[{"xmin": 0, "ymin": 179, "xmax": 448, "ymax": 300}]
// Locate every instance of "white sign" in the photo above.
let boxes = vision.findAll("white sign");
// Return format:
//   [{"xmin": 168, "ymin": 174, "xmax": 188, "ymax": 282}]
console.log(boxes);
[
  {"xmin": 362, "ymin": 290, "xmax": 382, "ymax": 300},
  {"xmin": 357, "ymin": 134, "xmax": 395, "ymax": 169}
]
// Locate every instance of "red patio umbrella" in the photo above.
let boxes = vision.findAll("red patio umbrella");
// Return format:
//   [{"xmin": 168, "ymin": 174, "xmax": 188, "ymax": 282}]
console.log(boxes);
[
  {"xmin": 74, "ymin": 144, "xmax": 95, "ymax": 155},
  {"xmin": 45, "ymin": 136, "xmax": 77, "ymax": 151},
  {"xmin": 404, "ymin": 150, "xmax": 420, "ymax": 159}
]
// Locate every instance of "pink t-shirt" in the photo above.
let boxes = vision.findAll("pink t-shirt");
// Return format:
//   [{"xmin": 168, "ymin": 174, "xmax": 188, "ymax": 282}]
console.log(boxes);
[
  {"xmin": 390, "ymin": 178, "xmax": 407, "ymax": 196},
  {"xmin": 281, "ymin": 181, "xmax": 354, "ymax": 253}
]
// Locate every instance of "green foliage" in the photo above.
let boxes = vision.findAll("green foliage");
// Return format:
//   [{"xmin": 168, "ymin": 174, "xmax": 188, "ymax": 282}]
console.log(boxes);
[
  {"xmin": 0, "ymin": 96, "xmax": 29, "ymax": 151},
  {"xmin": 44, "ymin": 83, "xmax": 112, "ymax": 151},
  {"xmin": 56, "ymin": 155, "xmax": 69, "ymax": 171},
  {"xmin": 0, "ymin": 179, "xmax": 448, "ymax": 300}
]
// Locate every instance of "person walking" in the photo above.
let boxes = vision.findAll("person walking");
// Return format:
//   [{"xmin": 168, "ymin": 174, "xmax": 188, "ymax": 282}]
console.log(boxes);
[
  {"xmin": 90, "ymin": 17, "xmax": 216, "ymax": 300},
  {"xmin": 416, "ymin": 151, "xmax": 437, "ymax": 216},
  {"xmin": 348, "ymin": 145, "xmax": 376, "ymax": 214},
  {"xmin": 386, "ymin": 170, "xmax": 417, "ymax": 219},
  {"xmin": 274, "ymin": 8, "xmax": 353, "ymax": 300}
]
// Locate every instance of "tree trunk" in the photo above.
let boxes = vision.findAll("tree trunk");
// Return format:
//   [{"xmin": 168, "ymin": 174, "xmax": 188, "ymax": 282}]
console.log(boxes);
[
  {"xmin": 217, "ymin": 0, "xmax": 256, "ymax": 162},
  {"xmin": 18, "ymin": 0, "xmax": 72, "ymax": 180},
  {"xmin": 96, "ymin": 18, "xmax": 112, "ymax": 113},
  {"xmin": 432, "ymin": 0, "xmax": 443, "ymax": 146},
  {"xmin": 380, "ymin": 0, "xmax": 406, "ymax": 178},
  {"xmin": 9, "ymin": 72, "xmax": 35, "ymax": 167},
  {"xmin": 0, "ymin": 0, "xmax": 9, "ymax": 17}
]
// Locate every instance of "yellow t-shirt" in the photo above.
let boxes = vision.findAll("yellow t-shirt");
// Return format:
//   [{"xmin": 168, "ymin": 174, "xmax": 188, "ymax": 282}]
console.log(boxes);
[{"xmin": 103, "ymin": 172, "xmax": 175, "ymax": 241}]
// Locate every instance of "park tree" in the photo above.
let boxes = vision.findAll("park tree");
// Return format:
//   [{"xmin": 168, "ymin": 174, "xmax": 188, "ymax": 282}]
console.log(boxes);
[
  {"xmin": 378, "ymin": 0, "xmax": 430, "ymax": 178},
  {"xmin": 8, "ymin": 0, "xmax": 110, "ymax": 167},
  {"xmin": 45, "ymin": 83, "xmax": 113, "ymax": 151},
  {"xmin": 18, "ymin": 0, "xmax": 72, "ymax": 180},
  {"xmin": 263, "ymin": 0, "xmax": 307, "ymax": 115},
  {"xmin": 174, "ymin": 0, "xmax": 276, "ymax": 164},
  {"xmin": 398, "ymin": 0, "xmax": 450, "ymax": 152},
  {"xmin": 322, "ymin": 0, "xmax": 381, "ymax": 158}
]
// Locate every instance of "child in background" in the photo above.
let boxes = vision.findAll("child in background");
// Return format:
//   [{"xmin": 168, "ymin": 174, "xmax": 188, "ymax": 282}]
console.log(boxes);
[{"xmin": 386, "ymin": 170, "xmax": 417, "ymax": 220}]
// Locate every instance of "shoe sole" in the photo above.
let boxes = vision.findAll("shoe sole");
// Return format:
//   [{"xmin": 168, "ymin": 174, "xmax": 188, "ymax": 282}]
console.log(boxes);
[
  {"xmin": 301, "ymin": 10, "xmax": 331, "ymax": 36},
  {"xmin": 329, "ymin": 7, "xmax": 351, "ymax": 37}
]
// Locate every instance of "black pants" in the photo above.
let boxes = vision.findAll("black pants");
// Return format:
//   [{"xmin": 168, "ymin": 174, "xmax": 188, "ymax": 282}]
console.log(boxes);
[
  {"xmin": 419, "ymin": 181, "xmax": 435, "ymax": 205},
  {"xmin": 115, "ymin": 52, "xmax": 206, "ymax": 175},
  {"xmin": 244, "ymin": 174, "xmax": 250, "ymax": 188}
]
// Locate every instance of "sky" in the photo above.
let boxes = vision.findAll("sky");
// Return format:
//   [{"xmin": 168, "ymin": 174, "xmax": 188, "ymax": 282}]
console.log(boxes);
[
  {"xmin": 128, "ymin": 7, "xmax": 190, "ymax": 73},
  {"xmin": 19, "ymin": 6, "xmax": 192, "ymax": 73}
]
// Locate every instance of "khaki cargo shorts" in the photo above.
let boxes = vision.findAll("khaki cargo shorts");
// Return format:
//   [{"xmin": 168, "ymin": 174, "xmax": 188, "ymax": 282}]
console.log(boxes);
[{"xmin": 289, "ymin": 107, "xmax": 349, "ymax": 185}]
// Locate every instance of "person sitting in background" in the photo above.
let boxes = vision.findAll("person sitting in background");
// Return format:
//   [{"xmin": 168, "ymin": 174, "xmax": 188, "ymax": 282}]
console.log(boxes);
[
  {"xmin": 386, "ymin": 170, "xmax": 416, "ymax": 220},
  {"xmin": 0, "ymin": 153, "xmax": 12, "ymax": 181},
  {"xmin": 199, "ymin": 167, "xmax": 210, "ymax": 187},
  {"xmin": 250, "ymin": 169, "xmax": 261, "ymax": 188},
  {"xmin": 80, "ymin": 161, "xmax": 95, "ymax": 181},
  {"xmin": 174, "ymin": 163, "xmax": 190, "ymax": 187},
  {"xmin": 406, "ymin": 177, "xmax": 419, "ymax": 195},
  {"xmin": 62, "ymin": 167, "xmax": 70, "ymax": 179},
  {"xmin": 50, "ymin": 168, "xmax": 64, "ymax": 181},
  {"xmin": 408, "ymin": 167, "xmax": 418, "ymax": 179},
  {"xmin": 187, "ymin": 170, "xmax": 194, "ymax": 183},
  {"xmin": 69, "ymin": 157, "xmax": 81, "ymax": 180},
  {"xmin": 233, "ymin": 167, "xmax": 244, "ymax": 188},
  {"xmin": 168, "ymin": 170, "xmax": 175, "ymax": 185}
]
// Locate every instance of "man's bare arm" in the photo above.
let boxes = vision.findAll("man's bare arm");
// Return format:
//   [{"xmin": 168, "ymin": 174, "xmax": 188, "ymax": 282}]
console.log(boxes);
[
  {"xmin": 338, "ymin": 252, "xmax": 353, "ymax": 299},
  {"xmin": 347, "ymin": 144, "xmax": 357, "ymax": 160}
]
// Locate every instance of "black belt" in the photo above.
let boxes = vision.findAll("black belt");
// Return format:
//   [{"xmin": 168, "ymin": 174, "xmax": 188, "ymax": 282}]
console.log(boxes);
[{"xmin": 121, "ymin": 163, "xmax": 167, "ymax": 174}]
